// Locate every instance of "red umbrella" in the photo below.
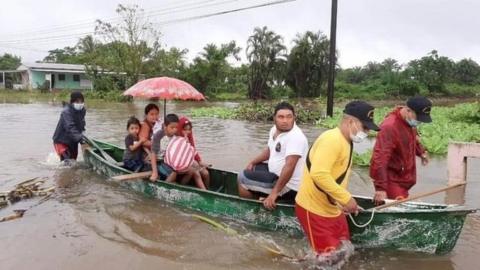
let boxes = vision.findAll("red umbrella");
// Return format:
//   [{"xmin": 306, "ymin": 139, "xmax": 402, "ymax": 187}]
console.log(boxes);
[{"xmin": 123, "ymin": 77, "xmax": 205, "ymax": 116}]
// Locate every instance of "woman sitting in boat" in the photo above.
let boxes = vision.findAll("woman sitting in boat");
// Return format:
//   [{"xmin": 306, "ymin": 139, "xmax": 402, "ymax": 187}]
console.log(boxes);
[
  {"xmin": 176, "ymin": 117, "xmax": 210, "ymax": 188},
  {"xmin": 139, "ymin": 103, "xmax": 160, "ymax": 152}
]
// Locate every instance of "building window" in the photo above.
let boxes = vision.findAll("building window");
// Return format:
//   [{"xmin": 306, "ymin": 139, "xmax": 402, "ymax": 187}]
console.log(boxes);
[
  {"xmin": 58, "ymin": 74, "xmax": 66, "ymax": 81},
  {"xmin": 73, "ymin": 74, "xmax": 80, "ymax": 82}
]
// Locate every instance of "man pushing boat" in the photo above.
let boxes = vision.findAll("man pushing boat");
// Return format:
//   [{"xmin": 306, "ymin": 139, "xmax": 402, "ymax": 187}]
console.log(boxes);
[
  {"xmin": 370, "ymin": 96, "xmax": 433, "ymax": 204},
  {"xmin": 295, "ymin": 101, "xmax": 380, "ymax": 255}
]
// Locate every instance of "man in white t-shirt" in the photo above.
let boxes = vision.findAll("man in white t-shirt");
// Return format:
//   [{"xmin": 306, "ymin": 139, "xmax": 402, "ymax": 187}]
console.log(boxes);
[{"xmin": 237, "ymin": 102, "xmax": 309, "ymax": 210}]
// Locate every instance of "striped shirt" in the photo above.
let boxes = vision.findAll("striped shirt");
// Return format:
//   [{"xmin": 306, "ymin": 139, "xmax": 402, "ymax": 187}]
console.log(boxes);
[{"xmin": 164, "ymin": 136, "xmax": 197, "ymax": 172}]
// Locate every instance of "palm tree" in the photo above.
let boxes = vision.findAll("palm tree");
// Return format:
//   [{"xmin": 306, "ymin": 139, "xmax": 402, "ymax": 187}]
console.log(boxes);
[
  {"xmin": 286, "ymin": 31, "xmax": 330, "ymax": 97},
  {"xmin": 246, "ymin": 26, "xmax": 286, "ymax": 99}
]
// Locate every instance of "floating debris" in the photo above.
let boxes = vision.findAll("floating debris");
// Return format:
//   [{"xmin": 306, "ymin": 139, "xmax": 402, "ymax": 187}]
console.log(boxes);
[
  {"xmin": 0, "ymin": 177, "xmax": 55, "ymax": 222},
  {"xmin": 0, "ymin": 209, "xmax": 26, "ymax": 223}
]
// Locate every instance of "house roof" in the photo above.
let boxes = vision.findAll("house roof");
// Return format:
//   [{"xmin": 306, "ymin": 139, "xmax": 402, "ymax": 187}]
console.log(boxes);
[{"xmin": 18, "ymin": 62, "xmax": 86, "ymax": 73}]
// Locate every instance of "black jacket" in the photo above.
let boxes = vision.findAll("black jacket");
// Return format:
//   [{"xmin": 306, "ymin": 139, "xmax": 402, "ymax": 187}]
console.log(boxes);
[{"xmin": 52, "ymin": 104, "xmax": 86, "ymax": 145}]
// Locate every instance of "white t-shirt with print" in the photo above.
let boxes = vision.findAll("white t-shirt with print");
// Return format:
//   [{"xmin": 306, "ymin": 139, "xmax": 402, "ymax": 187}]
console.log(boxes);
[{"xmin": 267, "ymin": 124, "xmax": 308, "ymax": 191}]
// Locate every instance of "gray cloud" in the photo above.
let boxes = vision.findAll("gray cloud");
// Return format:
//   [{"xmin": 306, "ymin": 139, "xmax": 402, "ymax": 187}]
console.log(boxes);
[{"xmin": 0, "ymin": 0, "xmax": 479, "ymax": 67}]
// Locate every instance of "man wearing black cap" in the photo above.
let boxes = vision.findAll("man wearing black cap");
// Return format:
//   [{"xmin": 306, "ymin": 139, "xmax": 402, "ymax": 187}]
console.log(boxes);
[
  {"xmin": 370, "ymin": 96, "xmax": 432, "ymax": 204},
  {"xmin": 52, "ymin": 91, "xmax": 87, "ymax": 161},
  {"xmin": 295, "ymin": 101, "xmax": 380, "ymax": 255}
]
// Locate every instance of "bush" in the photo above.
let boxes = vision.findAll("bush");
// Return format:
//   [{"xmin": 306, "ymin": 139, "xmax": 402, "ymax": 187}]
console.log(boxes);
[
  {"xmin": 444, "ymin": 83, "xmax": 480, "ymax": 97},
  {"xmin": 271, "ymin": 85, "xmax": 295, "ymax": 99},
  {"xmin": 395, "ymin": 79, "xmax": 422, "ymax": 96}
]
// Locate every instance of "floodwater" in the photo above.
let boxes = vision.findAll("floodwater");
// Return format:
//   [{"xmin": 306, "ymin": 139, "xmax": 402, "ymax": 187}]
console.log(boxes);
[{"xmin": 0, "ymin": 100, "xmax": 479, "ymax": 270}]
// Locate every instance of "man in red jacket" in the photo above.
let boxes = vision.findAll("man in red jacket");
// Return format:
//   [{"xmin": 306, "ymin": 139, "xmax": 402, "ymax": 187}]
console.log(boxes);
[{"xmin": 370, "ymin": 96, "xmax": 432, "ymax": 204}]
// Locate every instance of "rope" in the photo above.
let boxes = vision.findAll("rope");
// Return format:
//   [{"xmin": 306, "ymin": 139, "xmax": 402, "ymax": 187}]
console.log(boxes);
[
  {"xmin": 191, "ymin": 214, "xmax": 299, "ymax": 259},
  {"xmin": 347, "ymin": 209, "xmax": 376, "ymax": 228}
]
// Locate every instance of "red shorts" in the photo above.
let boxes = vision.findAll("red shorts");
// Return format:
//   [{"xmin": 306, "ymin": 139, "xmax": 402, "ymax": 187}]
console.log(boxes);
[
  {"xmin": 54, "ymin": 143, "xmax": 78, "ymax": 161},
  {"xmin": 386, "ymin": 182, "xmax": 409, "ymax": 200},
  {"xmin": 295, "ymin": 203, "xmax": 350, "ymax": 254}
]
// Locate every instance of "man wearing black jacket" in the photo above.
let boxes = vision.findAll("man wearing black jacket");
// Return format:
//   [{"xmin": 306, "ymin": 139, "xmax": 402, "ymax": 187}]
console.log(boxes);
[{"xmin": 53, "ymin": 91, "xmax": 87, "ymax": 161}]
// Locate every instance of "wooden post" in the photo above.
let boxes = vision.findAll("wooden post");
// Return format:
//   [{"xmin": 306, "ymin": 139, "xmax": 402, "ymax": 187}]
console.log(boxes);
[{"xmin": 326, "ymin": 0, "xmax": 338, "ymax": 117}]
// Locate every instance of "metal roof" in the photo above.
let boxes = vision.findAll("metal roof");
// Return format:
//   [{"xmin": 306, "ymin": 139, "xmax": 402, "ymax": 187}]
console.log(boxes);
[{"xmin": 18, "ymin": 62, "xmax": 86, "ymax": 72}]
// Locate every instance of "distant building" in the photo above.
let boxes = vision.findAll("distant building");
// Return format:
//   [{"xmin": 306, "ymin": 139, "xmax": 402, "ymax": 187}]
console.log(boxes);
[{"xmin": 0, "ymin": 62, "xmax": 92, "ymax": 90}]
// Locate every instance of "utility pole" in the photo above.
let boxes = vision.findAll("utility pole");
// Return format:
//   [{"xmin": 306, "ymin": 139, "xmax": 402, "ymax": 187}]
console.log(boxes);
[{"xmin": 326, "ymin": 0, "xmax": 338, "ymax": 117}]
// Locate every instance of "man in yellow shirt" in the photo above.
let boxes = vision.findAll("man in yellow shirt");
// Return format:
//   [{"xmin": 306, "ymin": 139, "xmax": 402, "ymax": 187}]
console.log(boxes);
[{"xmin": 295, "ymin": 101, "xmax": 380, "ymax": 254}]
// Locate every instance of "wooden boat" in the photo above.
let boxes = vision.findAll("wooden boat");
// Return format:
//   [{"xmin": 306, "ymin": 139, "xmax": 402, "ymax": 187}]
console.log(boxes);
[{"xmin": 83, "ymin": 138, "xmax": 477, "ymax": 254}]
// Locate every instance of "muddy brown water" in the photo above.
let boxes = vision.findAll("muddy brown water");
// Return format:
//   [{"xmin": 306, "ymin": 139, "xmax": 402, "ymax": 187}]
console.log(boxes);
[{"xmin": 0, "ymin": 100, "xmax": 478, "ymax": 270}]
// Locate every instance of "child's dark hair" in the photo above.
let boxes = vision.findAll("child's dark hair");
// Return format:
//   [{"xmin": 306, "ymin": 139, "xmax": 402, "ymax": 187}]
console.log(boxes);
[
  {"xmin": 274, "ymin": 101, "xmax": 295, "ymax": 116},
  {"xmin": 144, "ymin": 103, "xmax": 159, "ymax": 115},
  {"xmin": 126, "ymin": 116, "xmax": 141, "ymax": 130},
  {"xmin": 164, "ymin": 114, "xmax": 179, "ymax": 126}
]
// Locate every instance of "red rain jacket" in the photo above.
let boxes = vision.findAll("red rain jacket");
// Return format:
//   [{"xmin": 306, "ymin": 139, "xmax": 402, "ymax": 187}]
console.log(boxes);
[{"xmin": 369, "ymin": 108, "xmax": 426, "ymax": 194}]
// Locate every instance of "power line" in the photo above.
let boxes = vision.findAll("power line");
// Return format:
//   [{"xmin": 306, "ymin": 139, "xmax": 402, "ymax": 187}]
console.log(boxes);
[
  {"xmin": 0, "ymin": 0, "xmax": 237, "ymax": 42},
  {"xmin": 156, "ymin": 0, "xmax": 296, "ymax": 27},
  {"xmin": 0, "ymin": 45, "xmax": 49, "ymax": 53},
  {"xmin": 2, "ymin": 0, "xmax": 218, "ymax": 37},
  {"xmin": 0, "ymin": 0, "xmax": 296, "ymax": 54}
]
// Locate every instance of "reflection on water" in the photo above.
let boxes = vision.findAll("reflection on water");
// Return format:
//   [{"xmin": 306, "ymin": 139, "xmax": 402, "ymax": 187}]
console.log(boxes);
[{"xmin": 0, "ymin": 101, "xmax": 478, "ymax": 270}]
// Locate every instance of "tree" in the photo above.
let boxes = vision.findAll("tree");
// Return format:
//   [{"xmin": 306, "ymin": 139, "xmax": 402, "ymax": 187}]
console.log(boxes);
[
  {"xmin": 286, "ymin": 31, "xmax": 330, "ymax": 97},
  {"xmin": 185, "ymin": 41, "xmax": 241, "ymax": 95},
  {"xmin": 406, "ymin": 50, "xmax": 454, "ymax": 93},
  {"xmin": 95, "ymin": 4, "xmax": 160, "ymax": 87},
  {"xmin": 43, "ymin": 47, "xmax": 81, "ymax": 64},
  {"xmin": 145, "ymin": 47, "xmax": 188, "ymax": 79},
  {"xmin": 0, "ymin": 53, "xmax": 21, "ymax": 70},
  {"xmin": 453, "ymin": 58, "xmax": 480, "ymax": 85},
  {"xmin": 246, "ymin": 26, "xmax": 286, "ymax": 99}
]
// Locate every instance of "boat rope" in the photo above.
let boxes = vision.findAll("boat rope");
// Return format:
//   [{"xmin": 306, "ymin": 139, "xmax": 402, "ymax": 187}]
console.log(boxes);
[
  {"xmin": 347, "ymin": 209, "xmax": 376, "ymax": 228},
  {"xmin": 191, "ymin": 214, "xmax": 238, "ymax": 235},
  {"xmin": 191, "ymin": 214, "xmax": 299, "ymax": 260}
]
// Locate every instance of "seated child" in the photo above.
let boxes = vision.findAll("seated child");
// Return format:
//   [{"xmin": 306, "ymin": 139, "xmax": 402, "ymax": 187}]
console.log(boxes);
[
  {"xmin": 123, "ymin": 116, "xmax": 146, "ymax": 172},
  {"xmin": 176, "ymin": 117, "xmax": 210, "ymax": 188},
  {"xmin": 150, "ymin": 114, "xmax": 205, "ymax": 190}
]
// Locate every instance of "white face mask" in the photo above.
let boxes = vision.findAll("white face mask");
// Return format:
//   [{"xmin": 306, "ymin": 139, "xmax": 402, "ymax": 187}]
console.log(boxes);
[
  {"xmin": 350, "ymin": 122, "xmax": 368, "ymax": 143},
  {"xmin": 73, "ymin": 103, "xmax": 84, "ymax": 111}
]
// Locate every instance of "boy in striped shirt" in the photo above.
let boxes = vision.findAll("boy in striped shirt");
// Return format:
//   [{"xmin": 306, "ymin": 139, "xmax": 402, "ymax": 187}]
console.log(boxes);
[{"xmin": 150, "ymin": 114, "xmax": 205, "ymax": 189}]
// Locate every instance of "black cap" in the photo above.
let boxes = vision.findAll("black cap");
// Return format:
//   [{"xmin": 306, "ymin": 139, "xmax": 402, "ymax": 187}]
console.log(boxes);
[
  {"xmin": 406, "ymin": 96, "xmax": 432, "ymax": 123},
  {"xmin": 70, "ymin": 91, "xmax": 84, "ymax": 103},
  {"xmin": 343, "ymin": 101, "xmax": 380, "ymax": 131}
]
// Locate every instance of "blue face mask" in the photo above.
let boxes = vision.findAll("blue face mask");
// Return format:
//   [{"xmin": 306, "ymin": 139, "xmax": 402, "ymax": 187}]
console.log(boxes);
[{"xmin": 406, "ymin": 118, "xmax": 420, "ymax": 127}]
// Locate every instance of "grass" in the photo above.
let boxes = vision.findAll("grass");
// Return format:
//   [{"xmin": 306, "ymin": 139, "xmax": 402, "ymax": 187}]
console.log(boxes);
[
  {"xmin": 191, "ymin": 100, "xmax": 480, "ymax": 158},
  {"xmin": 317, "ymin": 103, "xmax": 480, "ymax": 157},
  {"xmin": 0, "ymin": 89, "xmax": 129, "ymax": 103}
]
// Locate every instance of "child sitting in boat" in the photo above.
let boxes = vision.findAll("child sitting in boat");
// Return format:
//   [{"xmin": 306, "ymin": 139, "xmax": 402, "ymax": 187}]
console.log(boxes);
[
  {"xmin": 123, "ymin": 116, "xmax": 146, "ymax": 172},
  {"xmin": 176, "ymin": 117, "xmax": 210, "ymax": 188},
  {"xmin": 150, "ymin": 114, "xmax": 206, "ymax": 190}
]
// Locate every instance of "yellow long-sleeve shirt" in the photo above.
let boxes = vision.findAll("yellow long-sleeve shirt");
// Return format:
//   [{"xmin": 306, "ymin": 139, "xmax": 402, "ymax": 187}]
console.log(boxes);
[{"xmin": 295, "ymin": 128, "xmax": 353, "ymax": 217}]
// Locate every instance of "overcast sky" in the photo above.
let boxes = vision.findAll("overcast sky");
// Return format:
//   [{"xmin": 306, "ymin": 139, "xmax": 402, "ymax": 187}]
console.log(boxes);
[{"xmin": 0, "ymin": 0, "xmax": 479, "ymax": 68}]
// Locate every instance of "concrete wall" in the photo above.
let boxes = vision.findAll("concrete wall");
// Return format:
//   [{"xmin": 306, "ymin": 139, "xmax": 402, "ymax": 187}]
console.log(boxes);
[{"xmin": 30, "ymin": 70, "xmax": 91, "ymax": 90}]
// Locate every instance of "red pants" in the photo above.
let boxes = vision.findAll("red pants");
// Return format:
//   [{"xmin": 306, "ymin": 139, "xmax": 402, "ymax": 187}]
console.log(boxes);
[
  {"xmin": 54, "ymin": 143, "xmax": 78, "ymax": 161},
  {"xmin": 295, "ymin": 204, "xmax": 350, "ymax": 254},
  {"xmin": 386, "ymin": 182, "xmax": 409, "ymax": 200}
]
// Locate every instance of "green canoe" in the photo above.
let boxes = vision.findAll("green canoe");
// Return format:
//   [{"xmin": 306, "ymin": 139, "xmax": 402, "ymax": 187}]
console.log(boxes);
[{"xmin": 83, "ymin": 138, "xmax": 477, "ymax": 254}]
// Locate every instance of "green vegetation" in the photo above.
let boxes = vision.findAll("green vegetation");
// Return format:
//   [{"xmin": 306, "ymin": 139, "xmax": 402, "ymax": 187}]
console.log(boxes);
[
  {"xmin": 0, "ymin": 53, "xmax": 21, "ymax": 70},
  {"xmin": 191, "ymin": 102, "xmax": 480, "ymax": 158},
  {"xmin": 190, "ymin": 101, "xmax": 323, "ymax": 124},
  {"xmin": 317, "ymin": 103, "xmax": 480, "ymax": 158},
  {"xmin": 0, "ymin": 89, "xmax": 128, "ymax": 103},
  {"xmin": 3, "ymin": 4, "xmax": 472, "ymax": 101},
  {"xmin": 353, "ymin": 150, "xmax": 373, "ymax": 167}
]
